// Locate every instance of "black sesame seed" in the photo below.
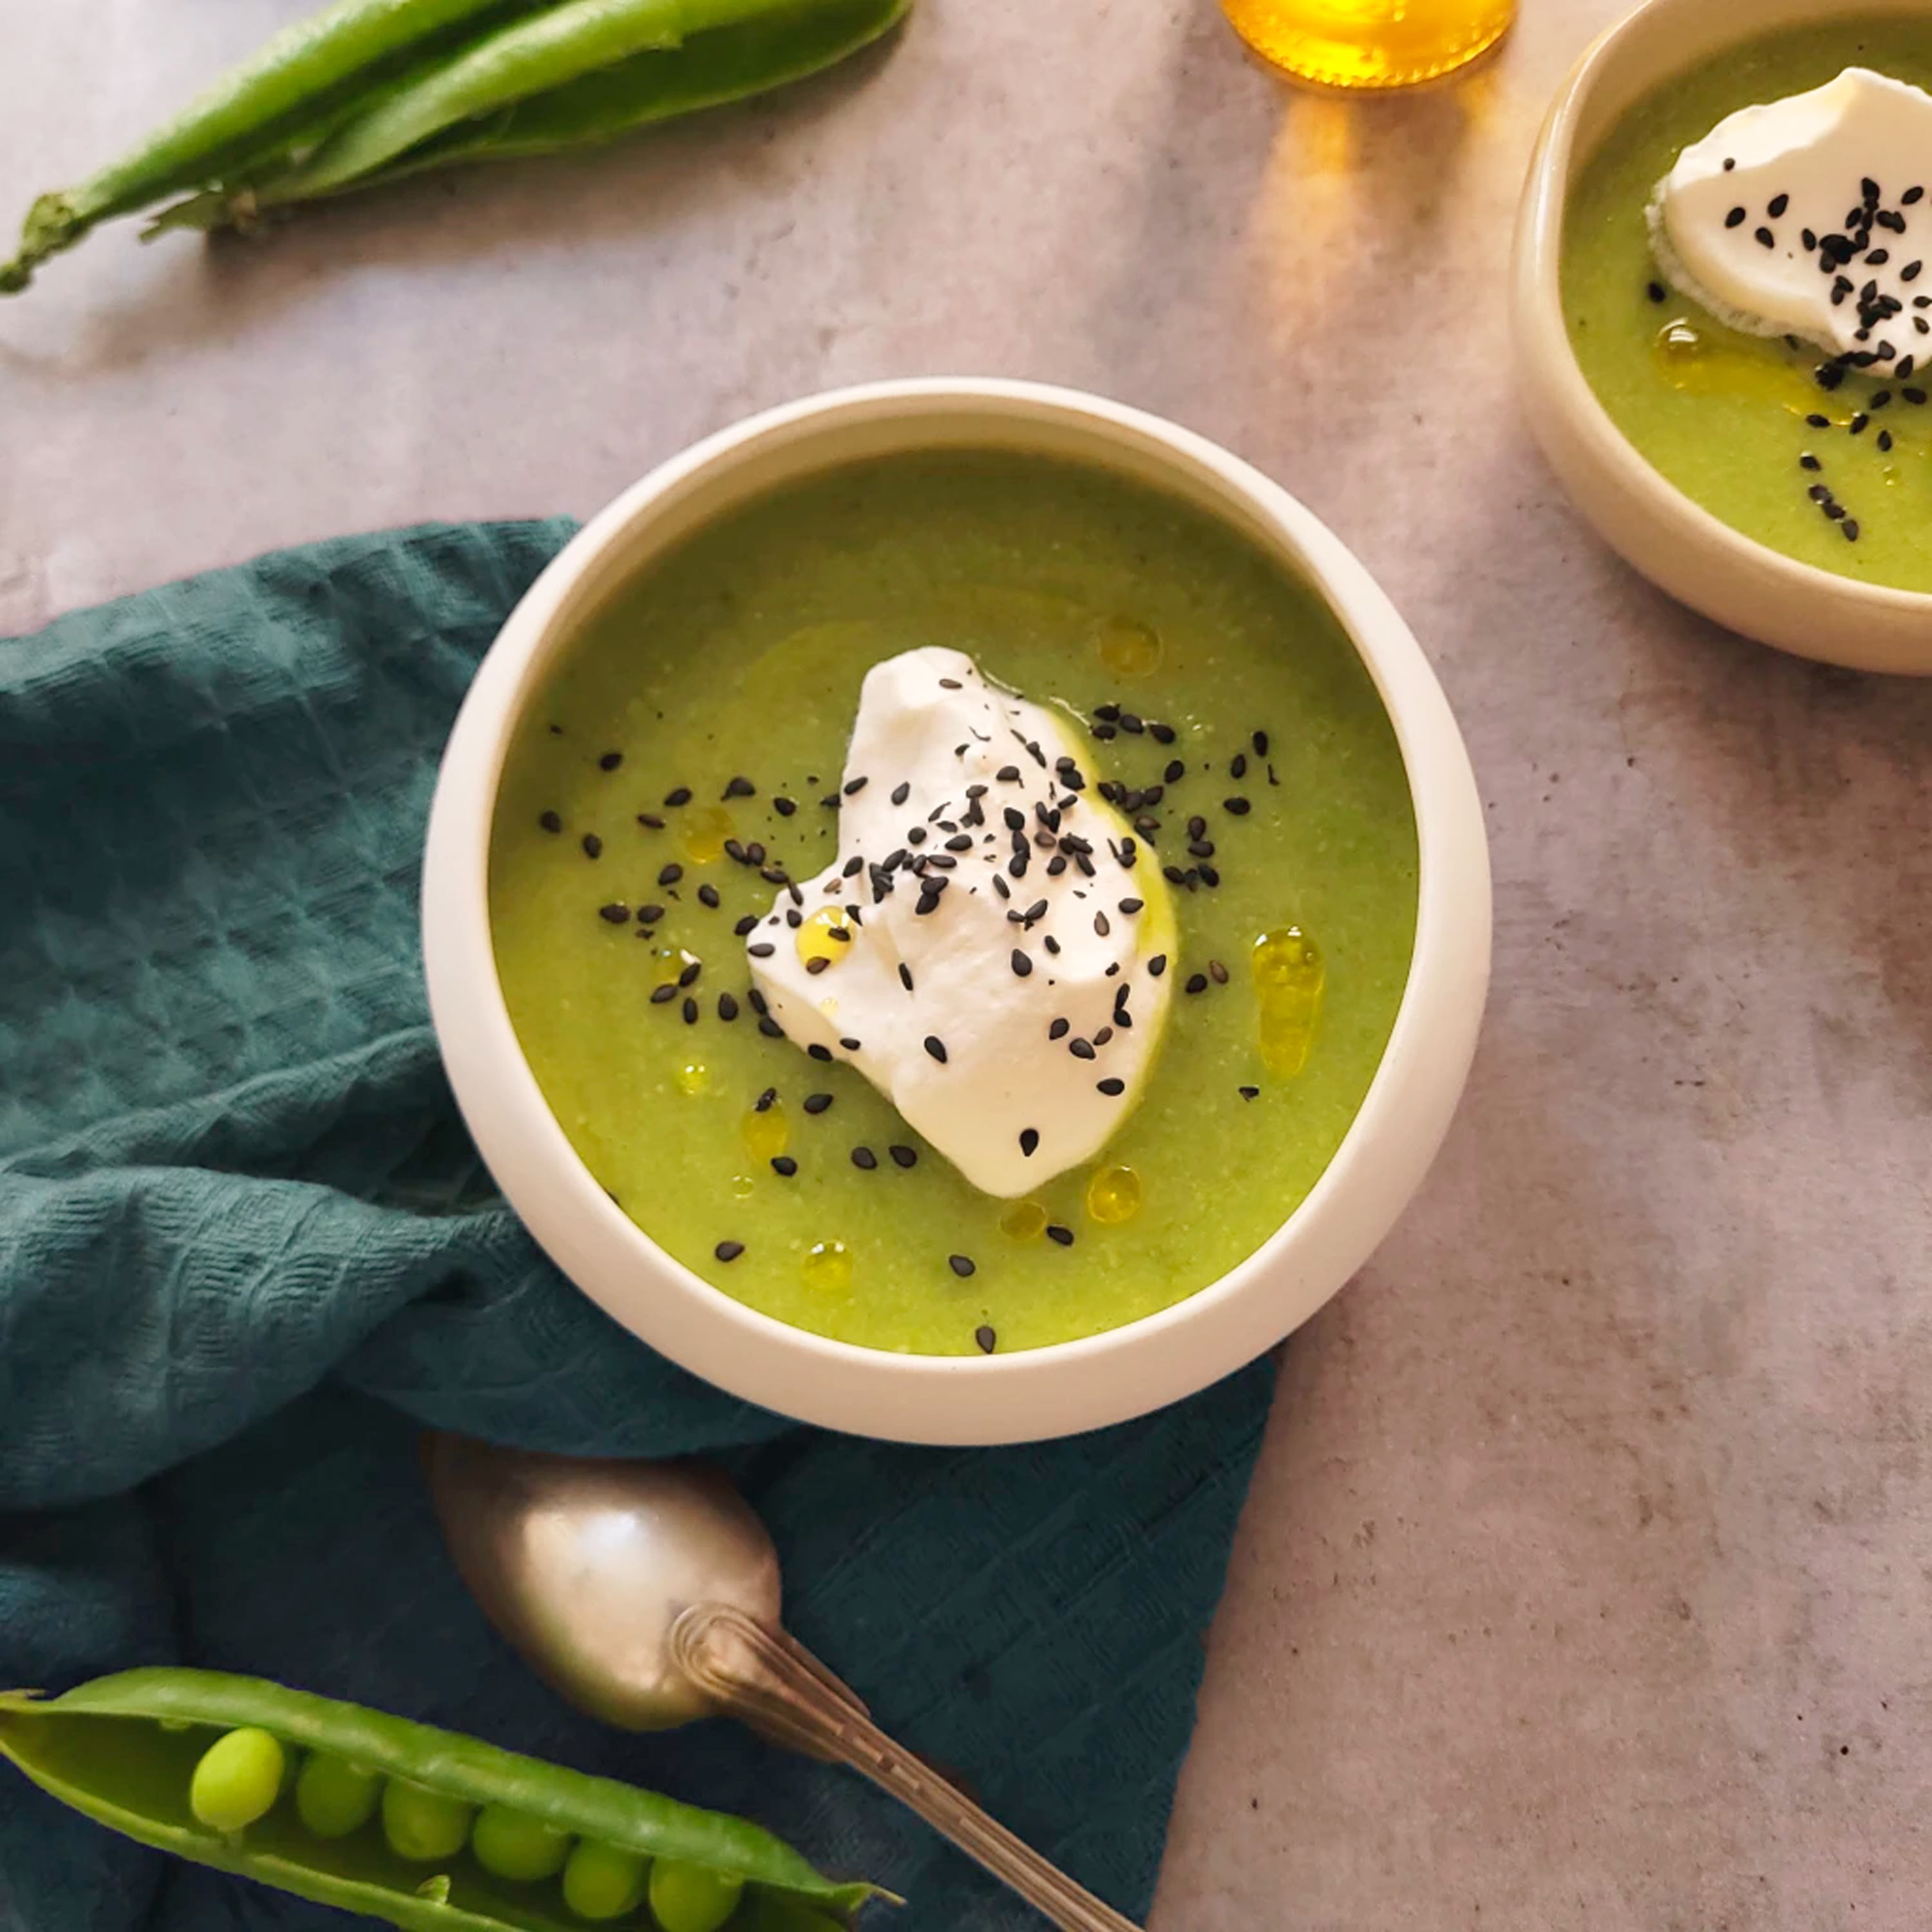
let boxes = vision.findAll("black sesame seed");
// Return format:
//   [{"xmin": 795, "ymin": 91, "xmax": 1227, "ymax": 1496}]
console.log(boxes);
[
  {"xmin": 1148, "ymin": 954, "xmax": 1168, "ymax": 977},
  {"xmin": 697, "ymin": 884, "xmax": 721, "ymax": 909},
  {"xmin": 949, "ymin": 1254, "xmax": 976, "ymax": 1278},
  {"xmin": 1048, "ymin": 1018, "xmax": 1070, "ymax": 1041},
  {"xmin": 1240, "ymin": 1085, "xmax": 1260, "ymax": 1100},
  {"xmin": 1843, "ymin": 519, "xmax": 1861, "ymax": 542},
  {"xmin": 898, "ymin": 963, "xmax": 914, "ymax": 991},
  {"xmin": 1198, "ymin": 864, "xmax": 1221, "ymax": 887},
  {"xmin": 807, "ymin": 1043, "xmax": 833, "ymax": 1063},
  {"xmin": 748, "ymin": 942, "xmax": 775, "ymax": 958},
  {"xmin": 1799, "ymin": 453, "xmax": 1822, "ymax": 471},
  {"xmin": 889, "ymin": 1144, "xmax": 917, "ymax": 1168},
  {"xmin": 1044, "ymin": 935, "xmax": 1061, "ymax": 956},
  {"xmin": 1070, "ymin": 1038, "xmax": 1096, "ymax": 1060},
  {"xmin": 1807, "ymin": 413, "xmax": 1832, "ymax": 428},
  {"xmin": 1020, "ymin": 1128, "xmax": 1041, "ymax": 1156},
  {"xmin": 1185, "ymin": 972, "xmax": 1209, "ymax": 994},
  {"xmin": 724, "ymin": 775, "xmax": 755, "ymax": 799},
  {"xmin": 997, "ymin": 765, "xmax": 1022, "ymax": 782},
  {"xmin": 1097, "ymin": 1077, "xmax": 1126, "ymax": 1096},
  {"xmin": 540, "ymin": 810, "xmax": 563, "ymax": 833},
  {"xmin": 1164, "ymin": 759, "xmax": 1185, "ymax": 783},
  {"xmin": 1879, "ymin": 430, "xmax": 1895, "ymax": 451},
  {"xmin": 806, "ymin": 957, "xmax": 830, "ymax": 976},
  {"xmin": 1224, "ymin": 796, "xmax": 1251, "ymax": 816},
  {"xmin": 923, "ymin": 1036, "xmax": 949, "ymax": 1063},
  {"xmin": 1230, "ymin": 753, "xmax": 1248, "ymax": 780},
  {"xmin": 843, "ymin": 776, "xmax": 869, "ymax": 797},
  {"xmin": 1094, "ymin": 911, "xmax": 1112, "ymax": 936},
  {"xmin": 1045, "ymin": 1225, "xmax": 1074, "ymax": 1247},
  {"xmin": 658, "ymin": 863, "xmax": 683, "ymax": 886},
  {"xmin": 1725, "ymin": 206, "xmax": 1747, "ymax": 229},
  {"xmin": 891, "ymin": 781, "xmax": 912, "ymax": 806},
  {"xmin": 1850, "ymin": 413, "xmax": 1870, "ymax": 435},
  {"xmin": 771, "ymin": 1156, "xmax": 797, "ymax": 1176},
  {"xmin": 975, "ymin": 1325, "xmax": 997, "ymax": 1354},
  {"xmin": 759, "ymin": 1016, "xmax": 784, "ymax": 1039},
  {"xmin": 582, "ymin": 833, "xmax": 603, "ymax": 859},
  {"xmin": 773, "ymin": 796, "xmax": 797, "ymax": 817},
  {"xmin": 755, "ymin": 1086, "xmax": 777, "ymax": 1111},
  {"xmin": 681, "ymin": 998, "xmax": 699, "ymax": 1024},
  {"xmin": 1907, "ymin": 186, "xmax": 1926, "ymax": 205},
  {"xmin": 1119, "ymin": 897, "xmax": 1144, "ymax": 914},
  {"xmin": 840, "ymin": 1036, "xmax": 861, "ymax": 1051},
  {"xmin": 650, "ymin": 984, "xmax": 677, "ymax": 1005},
  {"xmin": 1809, "ymin": 484, "xmax": 1832, "ymax": 504},
  {"xmin": 1647, "ymin": 280, "xmax": 1667, "ymax": 303},
  {"xmin": 636, "ymin": 813, "xmax": 665, "ymax": 832},
  {"xmin": 638, "ymin": 904, "xmax": 664, "ymax": 925},
  {"xmin": 1011, "ymin": 949, "xmax": 1033, "ymax": 978},
  {"xmin": 1148, "ymin": 721, "xmax": 1177, "ymax": 744},
  {"xmin": 598, "ymin": 902, "xmax": 629, "ymax": 924},
  {"xmin": 851, "ymin": 1146, "xmax": 878, "ymax": 1171},
  {"xmin": 597, "ymin": 751, "xmax": 623, "ymax": 772},
  {"xmin": 1767, "ymin": 193, "xmax": 1789, "ymax": 219},
  {"xmin": 804, "ymin": 1092, "xmax": 833, "ymax": 1114},
  {"xmin": 664, "ymin": 787, "xmax": 692, "ymax": 808},
  {"xmin": 718, "ymin": 993, "xmax": 739, "ymax": 1021},
  {"xmin": 714, "ymin": 1240, "xmax": 744, "ymax": 1262}
]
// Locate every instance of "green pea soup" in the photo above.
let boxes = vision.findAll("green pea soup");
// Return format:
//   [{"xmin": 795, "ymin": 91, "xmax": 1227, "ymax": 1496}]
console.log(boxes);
[
  {"xmin": 1564, "ymin": 17, "xmax": 1932, "ymax": 592},
  {"xmin": 489, "ymin": 450, "xmax": 1419, "ymax": 1355}
]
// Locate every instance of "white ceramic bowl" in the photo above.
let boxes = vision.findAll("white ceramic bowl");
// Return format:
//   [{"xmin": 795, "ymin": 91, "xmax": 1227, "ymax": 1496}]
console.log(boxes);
[
  {"xmin": 1512, "ymin": 0, "xmax": 1932, "ymax": 676},
  {"xmin": 421, "ymin": 379, "xmax": 1491, "ymax": 1444}
]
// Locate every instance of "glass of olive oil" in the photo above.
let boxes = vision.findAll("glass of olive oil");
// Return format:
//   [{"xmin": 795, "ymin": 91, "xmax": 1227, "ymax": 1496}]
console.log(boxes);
[{"xmin": 1221, "ymin": 0, "xmax": 1516, "ymax": 90}]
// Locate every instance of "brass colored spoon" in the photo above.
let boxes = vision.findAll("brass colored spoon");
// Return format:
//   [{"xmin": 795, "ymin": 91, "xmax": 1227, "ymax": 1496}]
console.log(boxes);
[{"xmin": 424, "ymin": 1433, "xmax": 1141, "ymax": 1932}]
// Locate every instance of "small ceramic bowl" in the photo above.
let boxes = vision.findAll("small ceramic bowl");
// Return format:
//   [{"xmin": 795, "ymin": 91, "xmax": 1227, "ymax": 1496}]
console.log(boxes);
[
  {"xmin": 1513, "ymin": 0, "xmax": 1932, "ymax": 675},
  {"xmin": 421, "ymin": 379, "xmax": 1491, "ymax": 1445}
]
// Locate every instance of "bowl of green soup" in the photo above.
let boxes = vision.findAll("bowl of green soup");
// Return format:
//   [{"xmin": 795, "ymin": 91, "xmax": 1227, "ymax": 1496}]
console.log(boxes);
[
  {"xmin": 1515, "ymin": 0, "xmax": 1932, "ymax": 673},
  {"xmin": 422, "ymin": 379, "xmax": 1490, "ymax": 1443}
]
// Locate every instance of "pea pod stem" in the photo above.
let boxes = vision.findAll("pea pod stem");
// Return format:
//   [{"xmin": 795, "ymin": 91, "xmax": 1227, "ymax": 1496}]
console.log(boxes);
[{"xmin": 1, "ymin": 0, "xmax": 532, "ymax": 290}]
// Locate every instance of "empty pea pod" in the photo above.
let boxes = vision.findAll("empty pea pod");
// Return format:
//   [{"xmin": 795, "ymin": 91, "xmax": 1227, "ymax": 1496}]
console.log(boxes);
[{"xmin": 0, "ymin": 1669, "xmax": 886, "ymax": 1931}]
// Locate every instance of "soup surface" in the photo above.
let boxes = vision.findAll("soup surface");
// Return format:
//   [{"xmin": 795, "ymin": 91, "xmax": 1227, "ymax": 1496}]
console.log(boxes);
[{"xmin": 490, "ymin": 451, "xmax": 1418, "ymax": 1354}]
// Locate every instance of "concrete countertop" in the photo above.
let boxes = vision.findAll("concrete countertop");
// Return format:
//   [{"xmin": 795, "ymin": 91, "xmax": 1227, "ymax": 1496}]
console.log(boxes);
[{"xmin": 3, "ymin": 3, "xmax": 1929, "ymax": 1924}]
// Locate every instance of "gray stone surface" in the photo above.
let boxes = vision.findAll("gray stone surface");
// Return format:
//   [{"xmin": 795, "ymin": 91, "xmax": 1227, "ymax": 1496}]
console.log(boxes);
[{"xmin": 4, "ymin": 2, "xmax": 1930, "ymax": 1925}]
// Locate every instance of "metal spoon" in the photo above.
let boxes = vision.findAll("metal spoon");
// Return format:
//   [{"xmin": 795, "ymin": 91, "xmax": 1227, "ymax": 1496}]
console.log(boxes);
[{"xmin": 424, "ymin": 1432, "xmax": 1141, "ymax": 1932}]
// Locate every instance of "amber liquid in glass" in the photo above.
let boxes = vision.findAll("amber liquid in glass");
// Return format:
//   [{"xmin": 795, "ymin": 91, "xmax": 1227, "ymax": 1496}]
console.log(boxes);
[{"xmin": 1221, "ymin": 0, "xmax": 1516, "ymax": 88}]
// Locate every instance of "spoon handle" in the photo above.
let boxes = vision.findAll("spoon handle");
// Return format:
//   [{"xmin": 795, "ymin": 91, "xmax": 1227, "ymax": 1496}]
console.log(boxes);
[{"xmin": 672, "ymin": 1603, "xmax": 1144, "ymax": 1932}]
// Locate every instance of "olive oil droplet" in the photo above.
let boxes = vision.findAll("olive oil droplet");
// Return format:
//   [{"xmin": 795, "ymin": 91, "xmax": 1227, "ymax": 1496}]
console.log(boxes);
[
  {"xmin": 796, "ymin": 905, "xmax": 855, "ymax": 972},
  {"xmin": 1095, "ymin": 616, "xmax": 1162, "ymax": 678},
  {"xmin": 803, "ymin": 1240, "xmax": 853, "ymax": 1293},
  {"xmin": 729, "ymin": 1173, "xmax": 755, "ymax": 1201},
  {"xmin": 1086, "ymin": 1165, "xmax": 1142, "ymax": 1225},
  {"xmin": 1000, "ymin": 1200, "xmax": 1047, "ymax": 1242},
  {"xmin": 676, "ymin": 1061, "xmax": 709, "ymax": 1096},
  {"xmin": 679, "ymin": 806, "xmax": 735, "ymax": 865},
  {"xmin": 741, "ymin": 1103, "xmax": 789, "ymax": 1163},
  {"xmin": 1253, "ymin": 925, "xmax": 1323, "ymax": 1077},
  {"xmin": 1651, "ymin": 317, "xmax": 1831, "ymax": 415}
]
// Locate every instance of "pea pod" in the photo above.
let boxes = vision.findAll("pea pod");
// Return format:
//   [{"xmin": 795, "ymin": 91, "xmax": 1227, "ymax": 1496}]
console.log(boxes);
[
  {"xmin": 0, "ymin": 1670, "xmax": 886, "ymax": 1932},
  {"xmin": 0, "ymin": 0, "xmax": 530, "ymax": 291}
]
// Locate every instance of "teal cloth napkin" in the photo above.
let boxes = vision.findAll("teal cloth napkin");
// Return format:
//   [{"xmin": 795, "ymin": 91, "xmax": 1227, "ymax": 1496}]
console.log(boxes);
[{"xmin": 0, "ymin": 521, "xmax": 1274, "ymax": 1932}]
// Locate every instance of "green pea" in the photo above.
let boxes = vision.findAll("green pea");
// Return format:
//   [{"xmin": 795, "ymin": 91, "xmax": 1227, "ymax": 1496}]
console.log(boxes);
[
  {"xmin": 647, "ymin": 1857, "xmax": 744, "ymax": 1932},
  {"xmin": 294, "ymin": 1753, "xmax": 381, "ymax": 1839},
  {"xmin": 560, "ymin": 1840, "xmax": 649, "ymax": 1921},
  {"xmin": 381, "ymin": 1777, "xmax": 473, "ymax": 1862},
  {"xmin": 189, "ymin": 1727, "xmax": 286, "ymax": 1833},
  {"xmin": 471, "ymin": 1802, "xmax": 573, "ymax": 1882}
]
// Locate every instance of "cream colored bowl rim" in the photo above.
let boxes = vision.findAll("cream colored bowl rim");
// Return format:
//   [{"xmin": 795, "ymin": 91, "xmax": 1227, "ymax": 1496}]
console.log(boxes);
[
  {"xmin": 1520, "ymin": 0, "xmax": 1932, "ymax": 618},
  {"xmin": 421, "ymin": 377, "xmax": 1491, "ymax": 1443}
]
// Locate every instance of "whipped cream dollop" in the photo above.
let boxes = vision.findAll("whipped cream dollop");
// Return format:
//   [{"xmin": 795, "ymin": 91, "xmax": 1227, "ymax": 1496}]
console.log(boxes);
[
  {"xmin": 746, "ymin": 647, "xmax": 1174, "ymax": 1198},
  {"xmin": 1649, "ymin": 67, "xmax": 1932, "ymax": 366}
]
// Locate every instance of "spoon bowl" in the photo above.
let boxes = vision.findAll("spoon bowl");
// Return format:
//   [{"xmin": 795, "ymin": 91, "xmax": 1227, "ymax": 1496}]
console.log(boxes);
[{"xmin": 425, "ymin": 1433, "xmax": 780, "ymax": 1732}]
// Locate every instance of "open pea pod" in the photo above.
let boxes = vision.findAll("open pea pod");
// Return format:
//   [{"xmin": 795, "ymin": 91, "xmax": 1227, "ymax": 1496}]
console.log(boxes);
[{"xmin": 0, "ymin": 1670, "xmax": 886, "ymax": 1932}]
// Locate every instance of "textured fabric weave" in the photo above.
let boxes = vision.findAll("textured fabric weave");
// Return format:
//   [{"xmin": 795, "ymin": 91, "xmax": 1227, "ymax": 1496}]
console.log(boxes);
[{"xmin": 0, "ymin": 521, "xmax": 1273, "ymax": 1931}]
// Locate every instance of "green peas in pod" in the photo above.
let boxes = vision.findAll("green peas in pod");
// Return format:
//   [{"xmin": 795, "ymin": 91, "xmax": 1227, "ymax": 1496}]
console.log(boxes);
[{"xmin": 0, "ymin": 1669, "xmax": 889, "ymax": 1931}]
